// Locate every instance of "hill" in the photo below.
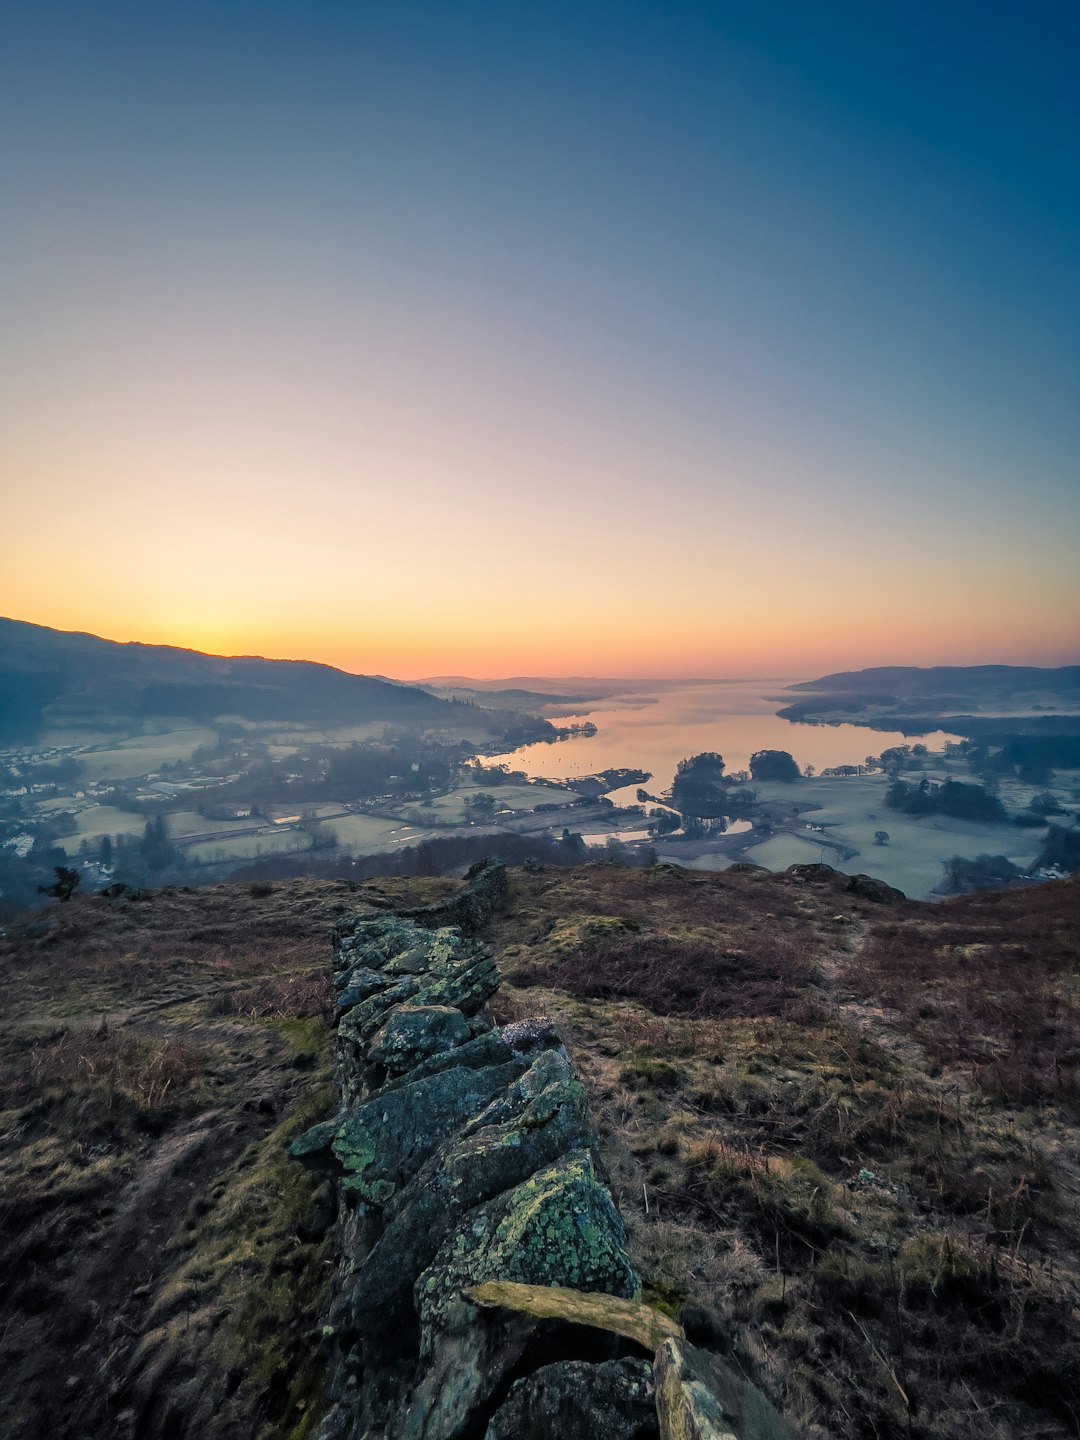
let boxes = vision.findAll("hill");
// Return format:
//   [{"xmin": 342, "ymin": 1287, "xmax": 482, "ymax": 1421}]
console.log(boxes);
[
  {"xmin": 1, "ymin": 863, "xmax": 1077, "ymax": 1439},
  {"xmin": 779, "ymin": 663, "xmax": 1080, "ymax": 739},
  {"xmin": 789, "ymin": 664, "xmax": 1080, "ymax": 701},
  {"xmin": 0, "ymin": 617, "xmax": 461, "ymax": 741}
]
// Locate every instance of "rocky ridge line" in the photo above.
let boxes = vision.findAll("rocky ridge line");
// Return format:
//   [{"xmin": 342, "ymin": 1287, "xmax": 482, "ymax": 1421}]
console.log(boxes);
[{"xmin": 292, "ymin": 861, "xmax": 793, "ymax": 1440}]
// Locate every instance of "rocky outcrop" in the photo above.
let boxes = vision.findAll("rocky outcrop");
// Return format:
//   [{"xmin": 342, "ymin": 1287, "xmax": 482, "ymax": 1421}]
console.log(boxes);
[
  {"xmin": 845, "ymin": 872, "xmax": 906, "ymax": 903},
  {"xmin": 398, "ymin": 856, "xmax": 509, "ymax": 934},
  {"xmin": 293, "ymin": 889, "xmax": 795, "ymax": 1440},
  {"xmin": 292, "ymin": 907, "xmax": 651, "ymax": 1440}
]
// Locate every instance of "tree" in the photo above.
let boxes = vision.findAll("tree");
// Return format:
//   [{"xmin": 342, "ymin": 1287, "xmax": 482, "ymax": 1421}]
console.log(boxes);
[
  {"xmin": 671, "ymin": 753, "xmax": 729, "ymax": 818},
  {"xmin": 803, "ymin": 764, "xmax": 815, "ymax": 779},
  {"xmin": 873, "ymin": 830, "xmax": 890, "ymax": 846},
  {"xmin": 39, "ymin": 865, "xmax": 80, "ymax": 902},
  {"xmin": 748, "ymin": 749, "xmax": 800, "ymax": 782},
  {"xmin": 140, "ymin": 814, "xmax": 178, "ymax": 872},
  {"xmin": 100, "ymin": 834, "xmax": 113, "ymax": 866},
  {"xmin": 675, "ymin": 752, "xmax": 725, "ymax": 779},
  {"xmin": 888, "ymin": 778, "xmax": 1005, "ymax": 823}
]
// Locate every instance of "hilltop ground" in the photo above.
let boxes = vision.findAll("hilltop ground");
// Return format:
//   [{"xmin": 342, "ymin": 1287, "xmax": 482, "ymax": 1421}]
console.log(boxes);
[{"xmin": 1, "ymin": 864, "xmax": 1078, "ymax": 1439}]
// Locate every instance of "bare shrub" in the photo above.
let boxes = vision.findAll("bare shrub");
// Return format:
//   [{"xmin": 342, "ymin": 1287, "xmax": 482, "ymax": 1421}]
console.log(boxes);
[
  {"xmin": 223, "ymin": 970, "xmax": 334, "ymax": 1021},
  {"xmin": 515, "ymin": 931, "xmax": 816, "ymax": 1020},
  {"xmin": 845, "ymin": 885, "xmax": 1080, "ymax": 1103}
]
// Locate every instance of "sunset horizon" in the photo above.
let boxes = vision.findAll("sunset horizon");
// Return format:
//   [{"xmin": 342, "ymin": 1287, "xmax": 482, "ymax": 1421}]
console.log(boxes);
[
  {"xmin": 4, "ymin": 608, "xmax": 1077, "ymax": 686},
  {"xmin": 3, "ymin": 4, "xmax": 1077, "ymax": 680}
]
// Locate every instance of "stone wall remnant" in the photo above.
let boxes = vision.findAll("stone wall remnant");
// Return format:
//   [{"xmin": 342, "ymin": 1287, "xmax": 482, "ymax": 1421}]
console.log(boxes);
[{"xmin": 293, "ymin": 887, "xmax": 795, "ymax": 1440}]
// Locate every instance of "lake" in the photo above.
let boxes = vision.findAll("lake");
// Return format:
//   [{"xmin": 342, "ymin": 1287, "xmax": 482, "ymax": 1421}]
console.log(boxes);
[{"xmin": 479, "ymin": 679, "xmax": 963, "ymax": 804}]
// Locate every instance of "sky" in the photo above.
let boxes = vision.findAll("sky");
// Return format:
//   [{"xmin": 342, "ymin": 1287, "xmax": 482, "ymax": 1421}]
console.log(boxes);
[{"xmin": 1, "ymin": 1, "xmax": 1078, "ymax": 679}]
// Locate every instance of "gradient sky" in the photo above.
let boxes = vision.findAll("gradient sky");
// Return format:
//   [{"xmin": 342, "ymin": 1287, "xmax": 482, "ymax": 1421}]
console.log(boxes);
[{"xmin": 2, "ymin": 1, "xmax": 1077, "ymax": 678}]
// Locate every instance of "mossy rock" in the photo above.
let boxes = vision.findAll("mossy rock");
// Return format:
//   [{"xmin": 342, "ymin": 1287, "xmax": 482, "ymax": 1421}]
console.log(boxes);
[
  {"xmin": 346, "ymin": 1048, "xmax": 594, "ymax": 1334},
  {"xmin": 292, "ymin": 1057, "xmax": 525, "ymax": 1204},
  {"xmin": 401, "ymin": 1152, "xmax": 639, "ymax": 1440},
  {"xmin": 367, "ymin": 1004, "xmax": 473, "ymax": 1074},
  {"xmin": 415, "ymin": 1150, "xmax": 638, "ymax": 1330},
  {"xmin": 485, "ymin": 1357, "xmax": 658, "ymax": 1440}
]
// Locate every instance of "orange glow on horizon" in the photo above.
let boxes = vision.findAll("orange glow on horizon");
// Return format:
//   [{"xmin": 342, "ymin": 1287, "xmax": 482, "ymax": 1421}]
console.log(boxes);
[{"xmin": 4, "ymin": 596, "xmax": 1076, "ymax": 684}]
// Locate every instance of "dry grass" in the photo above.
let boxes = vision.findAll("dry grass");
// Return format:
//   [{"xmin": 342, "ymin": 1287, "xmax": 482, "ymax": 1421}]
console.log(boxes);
[
  {"xmin": 215, "ymin": 970, "xmax": 334, "ymax": 1021},
  {"xmin": 485, "ymin": 864, "xmax": 1080, "ymax": 1440},
  {"xmin": 0, "ymin": 877, "xmax": 349, "ymax": 1440},
  {"xmin": 25, "ymin": 1029, "xmax": 203, "ymax": 1110},
  {"xmin": 844, "ymin": 880, "xmax": 1080, "ymax": 1103},
  {"xmin": 498, "ymin": 864, "xmax": 844, "ymax": 1022}
]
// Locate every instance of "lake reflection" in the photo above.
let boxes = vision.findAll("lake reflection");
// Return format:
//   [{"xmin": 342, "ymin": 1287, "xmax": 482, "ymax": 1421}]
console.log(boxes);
[{"xmin": 479, "ymin": 679, "xmax": 963, "ymax": 804}]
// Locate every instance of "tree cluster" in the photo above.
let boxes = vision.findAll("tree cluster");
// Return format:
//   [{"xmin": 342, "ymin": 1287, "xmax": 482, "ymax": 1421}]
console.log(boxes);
[
  {"xmin": 748, "ymin": 749, "xmax": 800, "ymax": 782},
  {"xmin": 1035, "ymin": 824, "xmax": 1080, "ymax": 873},
  {"xmin": 886, "ymin": 778, "xmax": 1006, "ymax": 823}
]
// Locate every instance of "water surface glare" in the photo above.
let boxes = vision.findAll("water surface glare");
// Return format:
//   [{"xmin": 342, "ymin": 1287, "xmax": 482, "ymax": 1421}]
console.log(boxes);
[{"xmin": 479, "ymin": 679, "xmax": 963, "ymax": 803}]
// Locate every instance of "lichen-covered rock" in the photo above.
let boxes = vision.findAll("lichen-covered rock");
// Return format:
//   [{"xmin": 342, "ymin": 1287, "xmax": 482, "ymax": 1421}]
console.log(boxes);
[
  {"xmin": 402, "ymin": 858, "xmax": 507, "ymax": 934},
  {"xmin": 484, "ymin": 1357, "xmax": 659, "ymax": 1440},
  {"xmin": 654, "ymin": 1339, "xmax": 794, "ymax": 1440},
  {"xmin": 415, "ymin": 1149, "xmax": 638, "ymax": 1326},
  {"xmin": 329, "ymin": 1058, "xmax": 525, "ymax": 1204},
  {"xmin": 410, "ymin": 951, "xmax": 501, "ymax": 1016},
  {"xmin": 367, "ymin": 1004, "xmax": 473, "ymax": 1074},
  {"xmin": 339, "ymin": 977, "xmax": 423, "ymax": 1048},
  {"xmin": 334, "ymin": 915, "xmax": 462, "ymax": 970},
  {"xmin": 288, "ymin": 1116, "xmax": 341, "ymax": 1173},
  {"xmin": 400, "ymin": 1152, "xmax": 638, "ymax": 1439},
  {"xmin": 334, "ymin": 965, "xmax": 393, "ymax": 1015},
  {"xmin": 346, "ymin": 1049, "xmax": 594, "ymax": 1333},
  {"xmin": 379, "ymin": 1027, "xmax": 511, "ymax": 1095},
  {"xmin": 331, "ymin": 918, "xmax": 501, "ymax": 1066},
  {"xmin": 338, "ymin": 956, "xmax": 499, "ymax": 1053},
  {"xmin": 334, "ymin": 914, "xmax": 491, "ymax": 980},
  {"xmin": 297, "ymin": 897, "xmax": 751, "ymax": 1440}
]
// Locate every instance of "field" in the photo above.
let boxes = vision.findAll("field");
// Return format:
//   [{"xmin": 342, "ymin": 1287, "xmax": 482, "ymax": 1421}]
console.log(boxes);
[
  {"xmin": 421, "ymin": 779, "xmax": 576, "ymax": 823},
  {"xmin": 663, "ymin": 851, "xmax": 735, "ymax": 872},
  {"xmin": 184, "ymin": 829, "xmax": 314, "ymax": 865},
  {"xmin": 58, "ymin": 806, "xmax": 148, "ymax": 854},
  {"xmin": 74, "ymin": 728, "xmax": 219, "ymax": 782},
  {"xmin": 319, "ymin": 814, "xmax": 428, "ymax": 851},
  {"xmin": 750, "ymin": 774, "xmax": 1050, "ymax": 897},
  {"xmin": 741, "ymin": 832, "xmax": 836, "ymax": 870}
]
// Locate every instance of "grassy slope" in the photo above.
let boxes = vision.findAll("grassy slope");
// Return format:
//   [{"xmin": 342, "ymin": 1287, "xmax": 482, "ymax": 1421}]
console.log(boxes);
[
  {"xmin": 2, "ymin": 865, "xmax": 1077, "ymax": 1440},
  {"xmin": 0, "ymin": 874, "xmax": 453, "ymax": 1440},
  {"xmin": 485, "ymin": 865, "xmax": 1080, "ymax": 1440}
]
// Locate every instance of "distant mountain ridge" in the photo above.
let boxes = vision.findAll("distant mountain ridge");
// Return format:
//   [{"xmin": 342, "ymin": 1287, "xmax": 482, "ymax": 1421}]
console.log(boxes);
[
  {"xmin": 778, "ymin": 663, "xmax": 1080, "ymax": 740},
  {"xmin": 790, "ymin": 664, "xmax": 1080, "ymax": 699},
  {"xmin": 0, "ymin": 617, "xmax": 459, "ymax": 741}
]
